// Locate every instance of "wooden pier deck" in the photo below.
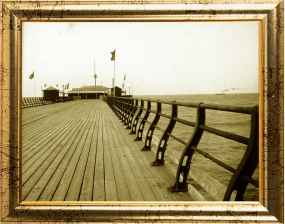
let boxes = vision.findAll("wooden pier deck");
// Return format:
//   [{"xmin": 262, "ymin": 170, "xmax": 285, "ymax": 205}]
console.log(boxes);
[{"xmin": 22, "ymin": 100, "xmax": 193, "ymax": 201}]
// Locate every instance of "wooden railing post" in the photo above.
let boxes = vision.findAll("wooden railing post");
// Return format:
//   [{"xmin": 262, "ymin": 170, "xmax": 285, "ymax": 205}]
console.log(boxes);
[
  {"xmin": 135, "ymin": 100, "xmax": 151, "ymax": 141},
  {"xmin": 142, "ymin": 101, "xmax": 161, "ymax": 151},
  {"xmin": 170, "ymin": 103, "xmax": 205, "ymax": 192},
  {"xmin": 152, "ymin": 103, "xmax": 178, "ymax": 166},
  {"xmin": 223, "ymin": 106, "xmax": 259, "ymax": 201},
  {"xmin": 131, "ymin": 100, "xmax": 144, "ymax": 134}
]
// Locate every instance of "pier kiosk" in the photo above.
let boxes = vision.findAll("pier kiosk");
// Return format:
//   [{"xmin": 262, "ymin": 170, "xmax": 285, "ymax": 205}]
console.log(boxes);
[
  {"xmin": 68, "ymin": 85, "xmax": 109, "ymax": 99},
  {"xmin": 43, "ymin": 86, "xmax": 59, "ymax": 102}
]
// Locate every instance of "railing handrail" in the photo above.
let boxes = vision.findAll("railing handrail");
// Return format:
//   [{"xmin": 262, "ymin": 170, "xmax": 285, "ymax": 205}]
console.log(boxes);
[
  {"xmin": 109, "ymin": 96, "xmax": 256, "ymax": 114},
  {"xmin": 106, "ymin": 96, "xmax": 259, "ymax": 201},
  {"xmin": 108, "ymin": 97, "xmax": 257, "ymax": 141}
]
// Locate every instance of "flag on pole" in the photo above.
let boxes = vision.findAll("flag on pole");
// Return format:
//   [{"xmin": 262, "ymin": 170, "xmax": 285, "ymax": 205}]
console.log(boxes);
[
  {"xmin": 124, "ymin": 74, "xmax": 126, "ymax": 81},
  {"xmin": 110, "ymin": 49, "xmax": 116, "ymax": 61},
  {"xmin": 66, "ymin": 83, "xmax": 69, "ymax": 89},
  {"xmin": 44, "ymin": 83, "xmax": 47, "ymax": 88},
  {"xmin": 29, "ymin": 72, "xmax": 34, "ymax": 80}
]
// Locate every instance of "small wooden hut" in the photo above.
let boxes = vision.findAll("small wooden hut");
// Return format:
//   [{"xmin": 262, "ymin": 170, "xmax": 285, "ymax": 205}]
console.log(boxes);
[{"xmin": 43, "ymin": 86, "xmax": 59, "ymax": 102}]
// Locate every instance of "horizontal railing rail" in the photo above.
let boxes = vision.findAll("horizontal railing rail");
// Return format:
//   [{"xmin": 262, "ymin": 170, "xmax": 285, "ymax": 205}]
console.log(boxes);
[{"xmin": 106, "ymin": 96, "xmax": 259, "ymax": 201}]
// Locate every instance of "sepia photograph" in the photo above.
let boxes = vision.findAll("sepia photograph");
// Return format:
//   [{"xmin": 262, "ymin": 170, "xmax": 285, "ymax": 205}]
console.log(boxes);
[{"xmin": 21, "ymin": 21, "xmax": 259, "ymax": 202}]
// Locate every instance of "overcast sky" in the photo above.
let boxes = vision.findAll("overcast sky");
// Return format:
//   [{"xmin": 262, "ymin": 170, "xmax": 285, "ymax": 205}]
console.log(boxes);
[{"xmin": 22, "ymin": 21, "xmax": 259, "ymax": 96}]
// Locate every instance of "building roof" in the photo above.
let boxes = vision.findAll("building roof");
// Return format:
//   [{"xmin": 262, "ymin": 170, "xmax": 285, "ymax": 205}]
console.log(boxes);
[
  {"xmin": 111, "ymin": 86, "xmax": 122, "ymax": 90},
  {"xmin": 44, "ymin": 86, "xmax": 59, "ymax": 91},
  {"xmin": 68, "ymin": 85, "xmax": 109, "ymax": 94}
]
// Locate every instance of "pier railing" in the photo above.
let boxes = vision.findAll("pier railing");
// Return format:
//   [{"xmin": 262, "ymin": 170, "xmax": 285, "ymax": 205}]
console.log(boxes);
[
  {"xmin": 22, "ymin": 97, "xmax": 52, "ymax": 108},
  {"xmin": 22, "ymin": 96, "xmax": 73, "ymax": 108},
  {"xmin": 106, "ymin": 96, "xmax": 259, "ymax": 201}
]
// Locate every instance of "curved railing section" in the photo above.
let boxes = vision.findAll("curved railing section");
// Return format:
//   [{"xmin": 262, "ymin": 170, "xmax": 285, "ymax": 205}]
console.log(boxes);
[{"xmin": 106, "ymin": 96, "xmax": 259, "ymax": 201}]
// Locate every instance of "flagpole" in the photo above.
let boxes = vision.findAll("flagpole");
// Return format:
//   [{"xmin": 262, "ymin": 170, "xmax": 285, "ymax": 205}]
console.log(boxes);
[
  {"xmin": 34, "ymin": 72, "xmax": 36, "ymax": 97},
  {"xmin": 113, "ymin": 59, "xmax": 116, "ymax": 96},
  {"xmin": 110, "ymin": 49, "xmax": 116, "ymax": 96},
  {"xmin": 93, "ymin": 59, "xmax": 96, "ymax": 87}
]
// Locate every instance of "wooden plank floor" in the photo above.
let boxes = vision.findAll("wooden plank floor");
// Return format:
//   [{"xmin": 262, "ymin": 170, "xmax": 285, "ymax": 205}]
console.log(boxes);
[{"xmin": 22, "ymin": 100, "xmax": 193, "ymax": 201}]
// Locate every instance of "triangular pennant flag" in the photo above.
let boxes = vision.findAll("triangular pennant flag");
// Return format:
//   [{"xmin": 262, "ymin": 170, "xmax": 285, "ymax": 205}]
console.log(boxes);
[
  {"xmin": 110, "ymin": 49, "xmax": 116, "ymax": 61},
  {"xmin": 29, "ymin": 72, "xmax": 34, "ymax": 80}
]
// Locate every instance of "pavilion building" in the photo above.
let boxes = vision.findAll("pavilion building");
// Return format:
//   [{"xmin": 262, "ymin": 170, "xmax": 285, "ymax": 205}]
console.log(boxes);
[{"xmin": 68, "ymin": 85, "xmax": 109, "ymax": 99}]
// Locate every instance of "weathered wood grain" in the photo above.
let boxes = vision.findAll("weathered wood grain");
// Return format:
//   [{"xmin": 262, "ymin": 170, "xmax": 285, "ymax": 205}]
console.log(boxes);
[{"xmin": 22, "ymin": 100, "xmax": 195, "ymax": 201}]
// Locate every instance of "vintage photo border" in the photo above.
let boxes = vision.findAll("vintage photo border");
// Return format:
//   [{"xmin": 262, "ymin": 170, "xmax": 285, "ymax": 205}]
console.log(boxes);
[{"xmin": 0, "ymin": 0, "xmax": 283, "ymax": 223}]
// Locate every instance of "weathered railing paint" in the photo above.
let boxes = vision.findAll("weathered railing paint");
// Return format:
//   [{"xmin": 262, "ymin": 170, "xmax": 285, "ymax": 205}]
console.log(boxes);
[
  {"xmin": 152, "ymin": 103, "xmax": 178, "ymax": 166},
  {"xmin": 127, "ymin": 99, "xmax": 138, "ymax": 129},
  {"xmin": 170, "ymin": 103, "xmax": 206, "ymax": 192},
  {"xmin": 131, "ymin": 100, "xmax": 144, "ymax": 134},
  {"xmin": 125, "ymin": 99, "xmax": 133, "ymax": 126},
  {"xmin": 106, "ymin": 96, "xmax": 259, "ymax": 201},
  {"xmin": 135, "ymin": 100, "xmax": 151, "ymax": 141},
  {"xmin": 223, "ymin": 106, "xmax": 259, "ymax": 201},
  {"xmin": 143, "ymin": 101, "xmax": 161, "ymax": 151}
]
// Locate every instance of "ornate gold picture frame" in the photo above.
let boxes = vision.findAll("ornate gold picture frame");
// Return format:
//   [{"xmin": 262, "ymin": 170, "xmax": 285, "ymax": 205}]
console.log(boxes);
[{"xmin": 1, "ymin": 0, "xmax": 283, "ymax": 223}]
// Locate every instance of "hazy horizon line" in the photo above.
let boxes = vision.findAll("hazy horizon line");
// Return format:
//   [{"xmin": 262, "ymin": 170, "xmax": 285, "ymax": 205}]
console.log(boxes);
[{"xmin": 134, "ymin": 92, "xmax": 258, "ymax": 96}]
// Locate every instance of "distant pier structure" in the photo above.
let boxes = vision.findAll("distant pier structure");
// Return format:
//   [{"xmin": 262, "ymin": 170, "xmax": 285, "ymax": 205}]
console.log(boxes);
[
  {"xmin": 43, "ymin": 86, "xmax": 59, "ymax": 102},
  {"xmin": 68, "ymin": 85, "xmax": 109, "ymax": 99},
  {"xmin": 68, "ymin": 85, "xmax": 123, "ymax": 99},
  {"xmin": 110, "ymin": 86, "xmax": 122, "ymax": 97}
]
